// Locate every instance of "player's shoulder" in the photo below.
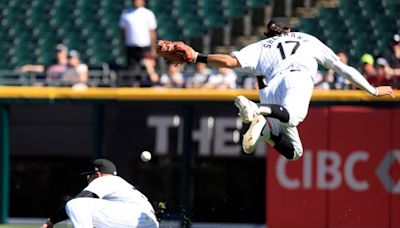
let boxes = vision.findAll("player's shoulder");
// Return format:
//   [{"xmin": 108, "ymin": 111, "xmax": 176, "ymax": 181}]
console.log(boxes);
[
  {"xmin": 291, "ymin": 32, "xmax": 322, "ymax": 43},
  {"xmin": 122, "ymin": 8, "xmax": 134, "ymax": 14},
  {"xmin": 291, "ymin": 31, "xmax": 311, "ymax": 37},
  {"xmin": 138, "ymin": 6, "xmax": 156, "ymax": 15},
  {"xmin": 121, "ymin": 8, "xmax": 134, "ymax": 16}
]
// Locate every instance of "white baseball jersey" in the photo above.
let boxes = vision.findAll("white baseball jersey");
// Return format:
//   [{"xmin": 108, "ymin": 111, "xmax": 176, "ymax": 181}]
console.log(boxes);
[
  {"xmin": 84, "ymin": 175, "xmax": 149, "ymax": 203},
  {"xmin": 232, "ymin": 32, "xmax": 377, "ymax": 158},
  {"xmin": 119, "ymin": 7, "xmax": 157, "ymax": 47},
  {"xmin": 66, "ymin": 175, "xmax": 158, "ymax": 228},
  {"xmin": 232, "ymin": 32, "xmax": 376, "ymax": 95}
]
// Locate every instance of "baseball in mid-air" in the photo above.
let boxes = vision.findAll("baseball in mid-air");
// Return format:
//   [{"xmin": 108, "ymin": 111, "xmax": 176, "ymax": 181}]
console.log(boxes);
[{"xmin": 140, "ymin": 151, "xmax": 152, "ymax": 162}]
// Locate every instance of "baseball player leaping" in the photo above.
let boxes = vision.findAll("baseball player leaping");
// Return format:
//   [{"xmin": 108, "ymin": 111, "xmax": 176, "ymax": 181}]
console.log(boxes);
[
  {"xmin": 156, "ymin": 20, "xmax": 395, "ymax": 161},
  {"xmin": 41, "ymin": 159, "xmax": 159, "ymax": 228}
]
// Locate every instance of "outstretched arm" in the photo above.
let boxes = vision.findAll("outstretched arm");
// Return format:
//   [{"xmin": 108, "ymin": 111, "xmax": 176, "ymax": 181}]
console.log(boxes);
[
  {"xmin": 19, "ymin": 64, "xmax": 45, "ymax": 74},
  {"xmin": 306, "ymin": 34, "xmax": 395, "ymax": 98},
  {"xmin": 156, "ymin": 40, "xmax": 242, "ymax": 69},
  {"xmin": 331, "ymin": 60, "xmax": 395, "ymax": 97},
  {"xmin": 195, "ymin": 53, "xmax": 241, "ymax": 69}
]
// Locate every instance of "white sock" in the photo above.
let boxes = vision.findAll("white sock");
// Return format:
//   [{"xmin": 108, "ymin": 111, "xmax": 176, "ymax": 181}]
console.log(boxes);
[{"xmin": 259, "ymin": 106, "xmax": 272, "ymax": 115}]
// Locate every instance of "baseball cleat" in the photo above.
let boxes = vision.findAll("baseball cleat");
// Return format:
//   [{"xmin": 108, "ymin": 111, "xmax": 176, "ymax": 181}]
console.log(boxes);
[
  {"xmin": 234, "ymin": 95, "xmax": 259, "ymax": 124},
  {"xmin": 242, "ymin": 115, "xmax": 266, "ymax": 154}
]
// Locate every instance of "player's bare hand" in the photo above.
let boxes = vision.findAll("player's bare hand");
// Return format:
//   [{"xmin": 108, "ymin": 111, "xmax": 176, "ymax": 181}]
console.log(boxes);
[
  {"xmin": 41, "ymin": 219, "xmax": 54, "ymax": 228},
  {"xmin": 375, "ymin": 86, "xmax": 395, "ymax": 98}
]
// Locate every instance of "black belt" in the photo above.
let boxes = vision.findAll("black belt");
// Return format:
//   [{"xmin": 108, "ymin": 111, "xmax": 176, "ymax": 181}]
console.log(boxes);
[
  {"xmin": 256, "ymin": 75, "xmax": 267, "ymax": 89},
  {"xmin": 257, "ymin": 69, "xmax": 301, "ymax": 90}
]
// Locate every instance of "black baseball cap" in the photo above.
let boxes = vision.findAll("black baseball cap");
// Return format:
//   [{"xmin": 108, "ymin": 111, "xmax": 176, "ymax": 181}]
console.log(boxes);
[
  {"xmin": 267, "ymin": 19, "xmax": 290, "ymax": 30},
  {"xmin": 264, "ymin": 18, "xmax": 291, "ymax": 37},
  {"xmin": 80, "ymin": 159, "xmax": 117, "ymax": 176}
]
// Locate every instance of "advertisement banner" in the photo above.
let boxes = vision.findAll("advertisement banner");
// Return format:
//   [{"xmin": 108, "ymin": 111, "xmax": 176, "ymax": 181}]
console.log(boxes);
[{"xmin": 267, "ymin": 106, "xmax": 400, "ymax": 227}]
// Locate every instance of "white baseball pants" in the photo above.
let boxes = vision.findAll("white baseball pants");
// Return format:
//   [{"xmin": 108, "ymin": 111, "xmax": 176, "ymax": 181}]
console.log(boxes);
[
  {"xmin": 65, "ymin": 198, "xmax": 159, "ymax": 228},
  {"xmin": 258, "ymin": 69, "xmax": 314, "ymax": 159}
]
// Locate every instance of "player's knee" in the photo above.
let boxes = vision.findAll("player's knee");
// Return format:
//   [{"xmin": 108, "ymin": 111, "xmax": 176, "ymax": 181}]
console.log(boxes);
[
  {"xmin": 66, "ymin": 199, "xmax": 78, "ymax": 211},
  {"xmin": 270, "ymin": 133, "xmax": 303, "ymax": 160},
  {"xmin": 285, "ymin": 107, "xmax": 307, "ymax": 127},
  {"xmin": 267, "ymin": 105, "xmax": 290, "ymax": 123},
  {"xmin": 66, "ymin": 198, "xmax": 85, "ymax": 213},
  {"xmin": 286, "ymin": 113, "xmax": 303, "ymax": 127}
]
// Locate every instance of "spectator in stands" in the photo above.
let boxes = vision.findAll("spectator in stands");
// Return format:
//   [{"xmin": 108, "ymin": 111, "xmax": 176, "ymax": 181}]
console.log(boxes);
[
  {"xmin": 241, "ymin": 75, "xmax": 258, "ymax": 89},
  {"xmin": 368, "ymin": 57, "xmax": 394, "ymax": 87},
  {"xmin": 119, "ymin": 0, "xmax": 157, "ymax": 71},
  {"xmin": 383, "ymin": 33, "xmax": 400, "ymax": 87},
  {"xmin": 312, "ymin": 70, "xmax": 330, "ymax": 90},
  {"xmin": 325, "ymin": 51, "xmax": 352, "ymax": 90},
  {"xmin": 360, "ymin": 53, "xmax": 376, "ymax": 79},
  {"xmin": 202, "ymin": 68, "xmax": 237, "ymax": 89},
  {"xmin": 384, "ymin": 33, "xmax": 400, "ymax": 69},
  {"xmin": 141, "ymin": 57, "xmax": 160, "ymax": 87},
  {"xmin": 185, "ymin": 63, "xmax": 213, "ymax": 88},
  {"xmin": 159, "ymin": 63, "xmax": 185, "ymax": 88},
  {"xmin": 19, "ymin": 44, "xmax": 69, "ymax": 85},
  {"xmin": 60, "ymin": 50, "xmax": 89, "ymax": 88}
]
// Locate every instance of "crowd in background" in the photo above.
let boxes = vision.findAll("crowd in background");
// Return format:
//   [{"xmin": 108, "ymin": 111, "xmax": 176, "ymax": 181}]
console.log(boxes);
[
  {"xmin": 16, "ymin": 0, "xmax": 400, "ymax": 90},
  {"xmin": 314, "ymin": 34, "xmax": 400, "ymax": 91}
]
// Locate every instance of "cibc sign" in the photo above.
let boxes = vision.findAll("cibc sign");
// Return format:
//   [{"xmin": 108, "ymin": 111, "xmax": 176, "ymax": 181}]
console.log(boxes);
[
  {"xmin": 266, "ymin": 106, "xmax": 400, "ymax": 228},
  {"xmin": 276, "ymin": 150, "xmax": 400, "ymax": 193}
]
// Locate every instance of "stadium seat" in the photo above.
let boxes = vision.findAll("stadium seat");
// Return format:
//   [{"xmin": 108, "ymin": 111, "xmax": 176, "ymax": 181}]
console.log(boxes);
[
  {"xmin": 223, "ymin": 0, "xmax": 249, "ymax": 18},
  {"xmin": 247, "ymin": 0, "xmax": 270, "ymax": 8},
  {"xmin": 384, "ymin": 3, "xmax": 400, "ymax": 17},
  {"xmin": 338, "ymin": 0, "xmax": 361, "ymax": 18},
  {"xmin": 199, "ymin": 0, "xmax": 226, "ymax": 28},
  {"xmin": 318, "ymin": 7, "xmax": 345, "ymax": 32},
  {"xmin": 148, "ymin": 0, "xmax": 173, "ymax": 14},
  {"xmin": 173, "ymin": 0, "xmax": 197, "ymax": 12},
  {"xmin": 296, "ymin": 18, "xmax": 322, "ymax": 37},
  {"xmin": 358, "ymin": 0, "xmax": 385, "ymax": 18},
  {"xmin": 182, "ymin": 22, "xmax": 206, "ymax": 38},
  {"xmin": 203, "ymin": 13, "xmax": 226, "ymax": 29},
  {"xmin": 157, "ymin": 23, "xmax": 182, "ymax": 41}
]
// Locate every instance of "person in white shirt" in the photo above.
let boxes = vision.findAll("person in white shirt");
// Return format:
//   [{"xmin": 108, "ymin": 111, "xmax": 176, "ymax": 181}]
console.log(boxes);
[
  {"xmin": 119, "ymin": 0, "xmax": 157, "ymax": 71},
  {"xmin": 174, "ymin": 20, "xmax": 395, "ymax": 161},
  {"xmin": 41, "ymin": 159, "xmax": 158, "ymax": 228}
]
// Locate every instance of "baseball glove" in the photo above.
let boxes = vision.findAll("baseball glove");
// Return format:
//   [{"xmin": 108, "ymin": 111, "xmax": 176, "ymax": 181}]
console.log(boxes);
[{"xmin": 156, "ymin": 40, "xmax": 195, "ymax": 63}]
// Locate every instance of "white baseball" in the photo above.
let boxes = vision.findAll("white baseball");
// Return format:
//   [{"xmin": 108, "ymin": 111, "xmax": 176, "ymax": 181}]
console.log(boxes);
[{"xmin": 140, "ymin": 151, "xmax": 152, "ymax": 162}]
